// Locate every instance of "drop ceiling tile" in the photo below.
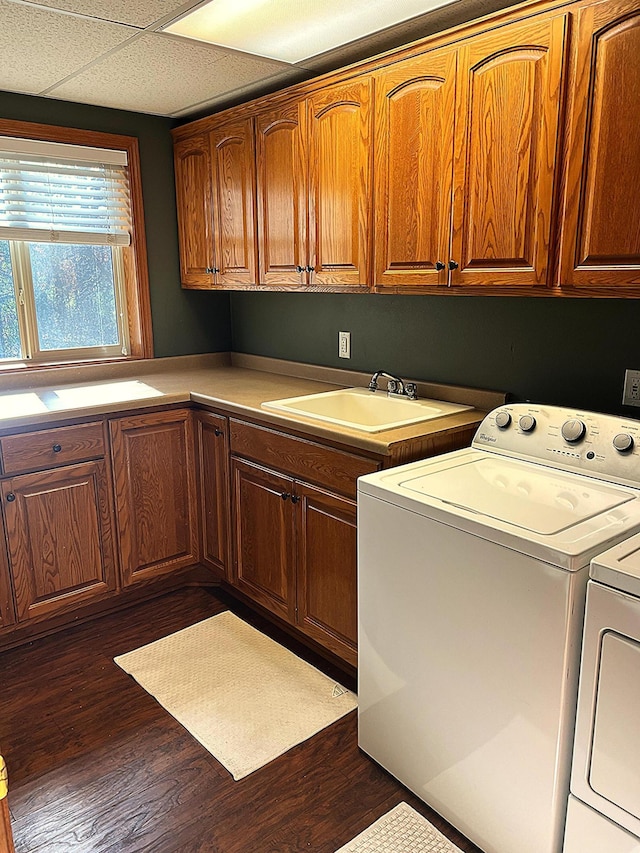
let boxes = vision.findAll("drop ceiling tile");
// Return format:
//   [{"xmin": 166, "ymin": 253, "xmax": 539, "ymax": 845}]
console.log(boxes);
[
  {"xmin": 12, "ymin": 0, "xmax": 192, "ymax": 28},
  {"xmin": 0, "ymin": 0, "xmax": 137, "ymax": 94},
  {"xmin": 169, "ymin": 67, "xmax": 309, "ymax": 117},
  {"xmin": 47, "ymin": 32, "xmax": 294, "ymax": 116}
]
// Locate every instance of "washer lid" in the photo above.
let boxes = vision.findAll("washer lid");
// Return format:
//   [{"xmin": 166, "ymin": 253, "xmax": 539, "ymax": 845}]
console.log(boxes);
[
  {"xmin": 591, "ymin": 532, "xmax": 640, "ymax": 597},
  {"xmin": 400, "ymin": 456, "xmax": 634, "ymax": 534}
]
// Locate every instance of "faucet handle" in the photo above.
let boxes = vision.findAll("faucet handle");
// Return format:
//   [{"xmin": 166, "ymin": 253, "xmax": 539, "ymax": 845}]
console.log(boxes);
[
  {"xmin": 387, "ymin": 379, "xmax": 399, "ymax": 394},
  {"xmin": 405, "ymin": 382, "xmax": 418, "ymax": 400}
]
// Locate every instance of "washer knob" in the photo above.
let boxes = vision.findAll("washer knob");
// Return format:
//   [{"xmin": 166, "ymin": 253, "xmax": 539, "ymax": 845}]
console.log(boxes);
[
  {"xmin": 495, "ymin": 411, "xmax": 512, "ymax": 429},
  {"xmin": 613, "ymin": 433, "xmax": 634, "ymax": 453},
  {"xmin": 561, "ymin": 419, "xmax": 586, "ymax": 443},
  {"xmin": 519, "ymin": 415, "xmax": 536, "ymax": 433}
]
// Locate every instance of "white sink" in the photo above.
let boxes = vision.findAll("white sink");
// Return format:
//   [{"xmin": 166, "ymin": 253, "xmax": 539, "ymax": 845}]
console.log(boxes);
[{"xmin": 262, "ymin": 387, "xmax": 472, "ymax": 433}]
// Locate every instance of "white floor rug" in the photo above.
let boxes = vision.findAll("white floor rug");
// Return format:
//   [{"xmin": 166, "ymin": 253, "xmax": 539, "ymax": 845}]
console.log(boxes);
[
  {"xmin": 336, "ymin": 803, "xmax": 465, "ymax": 853},
  {"xmin": 114, "ymin": 610, "xmax": 357, "ymax": 780}
]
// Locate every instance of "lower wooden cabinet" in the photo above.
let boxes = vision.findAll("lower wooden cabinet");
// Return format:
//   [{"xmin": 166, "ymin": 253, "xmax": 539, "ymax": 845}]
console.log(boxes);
[
  {"xmin": 1, "ymin": 460, "xmax": 116, "ymax": 621},
  {"xmin": 231, "ymin": 444, "xmax": 362, "ymax": 666},
  {"xmin": 0, "ymin": 516, "xmax": 15, "ymax": 628},
  {"xmin": 109, "ymin": 409, "xmax": 199, "ymax": 586},
  {"xmin": 195, "ymin": 411, "xmax": 230, "ymax": 578},
  {"xmin": 232, "ymin": 458, "xmax": 297, "ymax": 623},
  {"xmin": 295, "ymin": 483, "xmax": 357, "ymax": 663}
]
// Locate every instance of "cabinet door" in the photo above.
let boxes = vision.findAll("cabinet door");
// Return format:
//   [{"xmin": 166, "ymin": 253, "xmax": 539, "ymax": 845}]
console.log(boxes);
[
  {"xmin": 0, "ymin": 516, "xmax": 15, "ymax": 628},
  {"xmin": 195, "ymin": 412, "xmax": 229, "ymax": 578},
  {"xmin": 231, "ymin": 458, "xmax": 296, "ymax": 623},
  {"xmin": 210, "ymin": 120, "xmax": 258, "ymax": 286},
  {"xmin": 255, "ymin": 102, "xmax": 308, "ymax": 286},
  {"xmin": 295, "ymin": 483, "xmax": 357, "ymax": 666},
  {"xmin": 374, "ymin": 50, "xmax": 457, "ymax": 289},
  {"xmin": 307, "ymin": 79, "xmax": 372, "ymax": 288},
  {"xmin": 174, "ymin": 135, "xmax": 215, "ymax": 288},
  {"xmin": 559, "ymin": 0, "xmax": 640, "ymax": 287},
  {"xmin": 110, "ymin": 409, "xmax": 198, "ymax": 586},
  {"xmin": 450, "ymin": 15, "xmax": 567, "ymax": 287},
  {"xmin": 2, "ymin": 461, "xmax": 116, "ymax": 622}
]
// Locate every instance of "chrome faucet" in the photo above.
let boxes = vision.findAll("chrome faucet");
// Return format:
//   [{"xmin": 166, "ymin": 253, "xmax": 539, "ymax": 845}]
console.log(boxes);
[{"xmin": 368, "ymin": 371, "xmax": 418, "ymax": 400}]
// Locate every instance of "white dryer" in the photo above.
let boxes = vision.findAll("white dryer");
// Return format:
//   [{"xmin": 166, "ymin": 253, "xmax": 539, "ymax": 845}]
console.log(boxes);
[
  {"xmin": 358, "ymin": 403, "xmax": 640, "ymax": 853},
  {"xmin": 564, "ymin": 533, "xmax": 640, "ymax": 853}
]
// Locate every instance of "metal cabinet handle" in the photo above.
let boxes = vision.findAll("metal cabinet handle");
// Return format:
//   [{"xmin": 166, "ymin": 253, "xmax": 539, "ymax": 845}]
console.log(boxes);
[
  {"xmin": 305, "ymin": 265, "xmax": 314, "ymax": 274},
  {"xmin": 290, "ymin": 494, "xmax": 300, "ymax": 504},
  {"xmin": 6, "ymin": 493, "xmax": 15, "ymax": 503},
  {"xmin": 213, "ymin": 427, "xmax": 222, "ymax": 437},
  {"xmin": 448, "ymin": 260, "xmax": 459, "ymax": 270},
  {"xmin": 280, "ymin": 492, "xmax": 290, "ymax": 501},
  {"xmin": 435, "ymin": 261, "xmax": 445, "ymax": 271},
  {"xmin": 52, "ymin": 443, "xmax": 62, "ymax": 453},
  {"xmin": 295, "ymin": 265, "xmax": 304, "ymax": 274}
]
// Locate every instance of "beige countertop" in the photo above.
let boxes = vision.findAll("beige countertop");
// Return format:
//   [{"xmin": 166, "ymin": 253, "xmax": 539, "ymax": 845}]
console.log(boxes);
[{"xmin": 0, "ymin": 353, "xmax": 506, "ymax": 455}]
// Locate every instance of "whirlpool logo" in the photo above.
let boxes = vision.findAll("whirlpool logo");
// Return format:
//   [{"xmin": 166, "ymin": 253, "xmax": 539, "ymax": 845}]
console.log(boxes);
[{"xmin": 478, "ymin": 433, "xmax": 497, "ymax": 443}]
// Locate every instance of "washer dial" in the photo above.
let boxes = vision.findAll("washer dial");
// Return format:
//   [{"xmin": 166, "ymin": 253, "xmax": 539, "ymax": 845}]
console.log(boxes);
[
  {"xmin": 495, "ymin": 411, "xmax": 512, "ymax": 429},
  {"xmin": 613, "ymin": 433, "xmax": 634, "ymax": 453},
  {"xmin": 519, "ymin": 415, "xmax": 536, "ymax": 433},
  {"xmin": 561, "ymin": 419, "xmax": 586, "ymax": 443}
]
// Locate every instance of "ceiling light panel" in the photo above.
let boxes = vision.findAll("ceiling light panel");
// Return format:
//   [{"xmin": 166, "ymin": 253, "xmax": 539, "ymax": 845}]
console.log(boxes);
[{"xmin": 164, "ymin": 0, "xmax": 448, "ymax": 63}]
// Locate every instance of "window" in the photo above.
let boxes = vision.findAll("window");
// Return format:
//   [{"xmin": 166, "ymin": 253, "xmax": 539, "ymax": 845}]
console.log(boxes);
[{"xmin": 0, "ymin": 121, "xmax": 152, "ymax": 367}]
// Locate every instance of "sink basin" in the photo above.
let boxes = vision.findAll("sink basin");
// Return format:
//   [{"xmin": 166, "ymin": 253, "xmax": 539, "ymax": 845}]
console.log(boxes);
[{"xmin": 261, "ymin": 387, "xmax": 472, "ymax": 433}]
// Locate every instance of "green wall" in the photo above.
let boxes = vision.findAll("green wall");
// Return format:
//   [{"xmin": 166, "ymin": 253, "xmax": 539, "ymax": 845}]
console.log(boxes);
[
  {"xmin": 0, "ymin": 90, "xmax": 231, "ymax": 357},
  {"xmin": 230, "ymin": 292, "xmax": 640, "ymax": 416}
]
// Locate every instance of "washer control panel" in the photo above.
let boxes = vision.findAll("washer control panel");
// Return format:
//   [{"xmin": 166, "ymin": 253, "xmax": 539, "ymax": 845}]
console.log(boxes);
[{"xmin": 473, "ymin": 403, "xmax": 640, "ymax": 487}]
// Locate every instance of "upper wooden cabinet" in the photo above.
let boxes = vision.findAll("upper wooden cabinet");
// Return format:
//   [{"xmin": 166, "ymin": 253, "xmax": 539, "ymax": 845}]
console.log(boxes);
[
  {"xmin": 173, "ymin": 0, "xmax": 638, "ymax": 295},
  {"xmin": 559, "ymin": 0, "xmax": 640, "ymax": 287},
  {"xmin": 174, "ymin": 120, "xmax": 257, "ymax": 289},
  {"xmin": 255, "ymin": 102, "xmax": 307, "ymax": 286},
  {"xmin": 375, "ymin": 17, "xmax": 567, "ymax": 290},
  {"xmin": 210, "ymin": 120, "xmax": 258, "ymax": 287},
  {"xmin": 374, "ymin": 49, "xmax": 457, "ymax": 288},
  {"xmin": 451, "ymin": 15, "xmax": 567, "ymax": 287},
  {"xmin": 307, "ymin": 80, "xmax": 372, "ymax": 288},
  {"xmin": 174, "ymin": 135, "xmax": 215, "ymax": 288},
  {"xmin": 255, "ymin": 79, "xmax": 373, "ymax": 289}
]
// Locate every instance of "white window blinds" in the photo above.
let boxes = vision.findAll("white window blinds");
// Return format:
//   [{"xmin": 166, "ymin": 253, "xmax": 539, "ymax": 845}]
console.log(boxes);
[{"xmin": 0, "ymin": 136, "xmax": 132, "ymax": 246}]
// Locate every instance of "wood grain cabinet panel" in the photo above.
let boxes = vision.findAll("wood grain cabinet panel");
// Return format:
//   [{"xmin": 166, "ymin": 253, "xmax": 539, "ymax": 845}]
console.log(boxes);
[
  {"xmin": 255, "ymin": 102, "xmax": 308, "ymax": 286},
  {"xmin": 559, "ymin": 0, "xmax": 640, "ymax": 287},
  {"xmin": 450, "ymin": 15, "xmax": 567, "ymax": 287},
  {"xmin": 1, "ymin": 461, "xmax": 116, "ymax": 622},
  {"xmin": 210, "ymin": 119, "xmax": 258, "ymax": 287},
  {"xmin": 295, "ymin": 483, "xmax": 357, "ymax": 666},
  {"xmin": 173, "ymin": 134, "xmax": 215, "ymax": 288},
  {"xmin": 0, "ymin": 421, "xmax": 105, "ymax": 475},
  {"xmin": 110, "ymin": 409, "xmax": 199, "ymax": 586},
  {"xmin": 374, "ymin": 50, "xmax": 457, "ymax": 288},
  {"xmin": 231, "ymin": 457, "xmax": 296, "ymax": 623},
  {"xmin": 307, "ymin": 80, "xmax": 373, "ymax": 288},
  {"xmin": 0, "ymin": 515, "xmax": 15, "ymax": 628},
  {"xmin": 195, "ymin": 412, "xmax": 230, "ymax": 579}
]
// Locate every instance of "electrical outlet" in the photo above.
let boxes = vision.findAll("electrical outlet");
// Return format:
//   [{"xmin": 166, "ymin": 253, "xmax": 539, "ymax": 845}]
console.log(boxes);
[
  {"xmin": 339, "ymin": 331, "xmax": 351, "ymax": 359},
  {"xmin": 623, "ymin": 369, "xmax": 640, "ymax": 407}
]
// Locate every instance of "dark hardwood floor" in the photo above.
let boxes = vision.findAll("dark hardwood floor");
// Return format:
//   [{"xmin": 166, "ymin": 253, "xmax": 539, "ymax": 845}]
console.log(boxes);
[{"xmin": 1, "ymin": 586, "xmax": 483, "ymax": 852}]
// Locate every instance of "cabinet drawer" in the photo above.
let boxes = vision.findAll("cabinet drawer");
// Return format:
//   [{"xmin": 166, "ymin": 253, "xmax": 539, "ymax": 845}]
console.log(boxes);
[
  {"xmin": 1, "ymin": 421, "xmax": 105, "ymax": 475},
  {"xmin": 229, "ymin": 419, "xmax": 379, "ymax": 498}
]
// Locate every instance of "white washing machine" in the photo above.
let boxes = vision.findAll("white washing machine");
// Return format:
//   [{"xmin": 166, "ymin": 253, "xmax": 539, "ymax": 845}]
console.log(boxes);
[
  {"xmin": 357, "ymin": 403, "xmax": 640, "ymax": 853},
  {"xmin": 564, "ymin": 533, "xmax": 640, "ymax": 853}
]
